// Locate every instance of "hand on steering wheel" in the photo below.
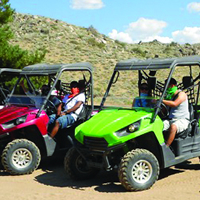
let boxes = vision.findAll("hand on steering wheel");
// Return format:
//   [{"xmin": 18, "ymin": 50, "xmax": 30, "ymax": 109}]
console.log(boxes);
[{"xmin": 158, "ymin": 102, "xmax": 169, "ymax": 119}]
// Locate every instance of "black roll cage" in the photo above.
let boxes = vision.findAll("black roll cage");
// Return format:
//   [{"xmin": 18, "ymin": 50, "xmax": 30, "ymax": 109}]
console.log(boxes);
[
  {"xmin": 7, "ymin": 63, "xmax": 94, "ymax": 118},
  {"xmin": 99, "ymin": 56, "xmax": 200, "ymax": 123}
]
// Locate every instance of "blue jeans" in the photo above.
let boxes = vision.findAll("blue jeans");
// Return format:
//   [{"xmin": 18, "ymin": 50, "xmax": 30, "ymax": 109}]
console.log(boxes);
[{"xmin": 49, "ymin": 114, "xmax": 75, "ymax": 129}]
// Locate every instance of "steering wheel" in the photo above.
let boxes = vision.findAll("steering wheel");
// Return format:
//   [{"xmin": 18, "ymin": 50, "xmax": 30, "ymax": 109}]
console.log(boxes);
[
  {"xmin": 158, "ymin": 103, "xmax": 169, "ymax": 119},
  {"xmin": 45, "ymin": 99, "xmax": 57, "ymax": 115}
]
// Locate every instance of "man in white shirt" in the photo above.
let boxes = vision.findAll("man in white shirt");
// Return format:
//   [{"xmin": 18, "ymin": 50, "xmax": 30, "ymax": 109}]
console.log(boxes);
[
  {"xmin": 162, "ymin": 78, "xmax": 189, "ymax": 146},
  {"xmin": 49, "ymin": 81, "xmax": 85, "ymax": 138}
]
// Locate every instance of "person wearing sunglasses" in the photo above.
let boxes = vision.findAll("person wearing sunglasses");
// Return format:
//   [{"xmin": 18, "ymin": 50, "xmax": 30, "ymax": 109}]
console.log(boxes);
[{"xmin": 132, "ymin": 83, "xmax": 152, "ymax": 108}]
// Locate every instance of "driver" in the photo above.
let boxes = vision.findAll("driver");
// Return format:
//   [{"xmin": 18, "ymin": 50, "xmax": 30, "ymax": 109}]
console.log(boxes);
[{"xmin": 162, "ymin": 78, "xmax": 189, "ymax": 147}]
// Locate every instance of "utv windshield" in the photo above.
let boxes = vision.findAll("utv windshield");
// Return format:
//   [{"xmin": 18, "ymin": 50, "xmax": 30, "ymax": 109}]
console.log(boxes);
[
  {"xmin": 6, "ymin": 75, "xmax": 50, "ymax": 109},
  {"xmin": 7, "ymin": 95, "xmax": 46, "ymax": 109},
  {"xmin": 0, "ymin": 70, "xmax": 20, "ymax": 105},
  {"xmin": 102, "ymin": 69, "xmax": 170, "ymax": 109},
  {"xmin": 102, "ymin": 64, "xmax": 200, "ymax": 112}
]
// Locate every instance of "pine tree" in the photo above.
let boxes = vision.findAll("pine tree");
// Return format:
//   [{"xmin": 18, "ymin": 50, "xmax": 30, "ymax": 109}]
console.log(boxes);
[{"xmin": 0, "ymin": 0, "xmax": 46, "ymax": 69}]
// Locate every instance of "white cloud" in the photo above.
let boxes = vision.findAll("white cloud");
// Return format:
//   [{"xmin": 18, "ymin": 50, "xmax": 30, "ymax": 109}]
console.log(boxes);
[
  {"xmin": 172, "ymin": 27, "xmax": 200, "ymax": 44},
  {"xmin": 70, "ymin": 0, "xmax": 105, "ymax": 10},
  {"xmin": 126, "ymin": 18, "xmax": 167, "ymax": 40},
  {"xmin": 108, "ymin": 18, "xmax": 200, "ymax": 44},
  {"xmin": 108, "ymin": 18, "xmax": 172, "ymax": 44},
  {"xmin": 108, "ymin": 29, "xmax": 133, "ymax": 43},
  {"xmin": 187, "ymin": 2, "xmax": 200, "ymax": 12}
]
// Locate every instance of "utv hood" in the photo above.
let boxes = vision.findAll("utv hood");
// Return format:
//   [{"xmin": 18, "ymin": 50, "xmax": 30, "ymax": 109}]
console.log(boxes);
[
  {"xmin": 75, "ymin": 108, "xmax": 154, "ymax": 146},
  {"xmin": 0, "ymin": 105, "xmax": 36, "ymax": 124}
]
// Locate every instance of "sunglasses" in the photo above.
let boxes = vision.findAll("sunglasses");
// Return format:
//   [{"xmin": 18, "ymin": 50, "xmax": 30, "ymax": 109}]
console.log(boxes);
[{"xmin": 140, "ymin": 87, "xmax": 149, "ymax": 90}]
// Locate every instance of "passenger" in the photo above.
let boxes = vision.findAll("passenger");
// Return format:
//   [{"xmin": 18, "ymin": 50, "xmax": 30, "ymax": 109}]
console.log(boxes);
[
  {"xmin": 162, "ymin": 78, "xmax": 190, "ymax": 146},
  {"xmin": 132, "ymin": 83, "xmax": 152, "ymax": 107},
  {"xmin": 48, "ymin": 80, "xmax": 85, "ymax": 138}
]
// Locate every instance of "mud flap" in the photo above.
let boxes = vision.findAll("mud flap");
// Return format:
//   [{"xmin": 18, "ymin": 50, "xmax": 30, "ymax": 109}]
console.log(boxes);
[
  {"xmin": 161, "ymin": 143, "xmax": 176, "ymax": 168},
  {"xmin": 43, "ymin": 135, "xmax": 56, "ymax": 156}
]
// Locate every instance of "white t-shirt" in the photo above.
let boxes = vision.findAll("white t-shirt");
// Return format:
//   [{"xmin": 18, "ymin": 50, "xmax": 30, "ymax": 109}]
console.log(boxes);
[{"xmin": 63, "ymin": 93, "xmax": 85, "ymax": 120}]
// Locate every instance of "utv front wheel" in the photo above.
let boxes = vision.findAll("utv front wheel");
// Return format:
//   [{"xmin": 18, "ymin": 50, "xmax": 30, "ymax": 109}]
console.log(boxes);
[
  {"xmin": 1, "ymin": 139, "xmax": 41, "ymax": 175},
  {"xmin": 118, "ymin": 149, "xmax": 160, "ymax": 191},
  {"xmin": 64, "ymin": 147, "xmax": 99, "ymax": 180}
]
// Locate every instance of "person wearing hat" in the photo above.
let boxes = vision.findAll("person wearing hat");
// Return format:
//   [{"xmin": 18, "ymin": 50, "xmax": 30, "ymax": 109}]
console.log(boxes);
[
  {"xmin": 48, "ymin": 80, "xmax": 85, "ymax": 138},
  {"xmin": 132, "ymin": 83, "xmax": 152, "ymax": 108}
]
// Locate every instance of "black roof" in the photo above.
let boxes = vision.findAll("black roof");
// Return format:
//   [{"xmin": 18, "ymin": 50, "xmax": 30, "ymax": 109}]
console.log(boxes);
[
  {"xmin": 0, "ymin": 68, "xmax": 21, "ymax": 75},
  {"xmin": 115, "ymin": 56, "xmax": 200, "ymax": 71},
  {"xmin": 21, "ymin": 62, "xmax": 93, "ymax": 75}
]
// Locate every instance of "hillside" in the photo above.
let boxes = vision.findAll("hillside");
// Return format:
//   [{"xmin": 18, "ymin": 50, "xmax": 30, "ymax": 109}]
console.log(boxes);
[{"xmin": 8, "ymin": 13, "xmax": 200, "ymax": 100}]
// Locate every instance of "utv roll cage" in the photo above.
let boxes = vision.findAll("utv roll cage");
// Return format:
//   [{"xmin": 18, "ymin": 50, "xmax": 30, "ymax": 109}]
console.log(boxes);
[
  {"xmin": 100, "ymin": 56, "xmax": 200, "ymax": 123},
  {"xmin": 9, "ymin": 62, "xmax": 94, "ymax": 117},
  {"xmin": 0, "ymin": 68, "xmax": 21, "ymax": 105}
]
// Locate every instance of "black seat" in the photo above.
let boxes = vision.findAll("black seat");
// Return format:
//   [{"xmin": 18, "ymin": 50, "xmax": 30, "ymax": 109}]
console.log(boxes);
[
  {"xmin": 182, "ymin": 76, "xmax": 193, "ymax": 89},
  {"xmin": 175, "ymin": 103, "xmax": 194, "ymax": 139},
  {"xmin": 76, "ymin": 105, "xmax": 88, "ymax": 121},
  {"xmin": 174, "ymin": 76, "xmax": 195, "ymax": 139}
]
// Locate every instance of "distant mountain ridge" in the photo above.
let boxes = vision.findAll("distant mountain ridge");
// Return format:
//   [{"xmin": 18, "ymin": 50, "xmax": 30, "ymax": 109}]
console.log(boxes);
[{"xmin": 8, "ymin": 12, "xmax": 200, "ymax": 97}]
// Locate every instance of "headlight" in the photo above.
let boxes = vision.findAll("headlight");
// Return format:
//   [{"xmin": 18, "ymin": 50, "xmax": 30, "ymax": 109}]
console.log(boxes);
[
  {"xmin": 114, "ymin": 120, "xmax": 141, "ymax": 137},
  {"xmin": 2, "ymin": 115, "xmax": 27, "ymax": 129},
  {"xmin": 127, "ymin": 121, "xmax": 140, "ymax": 133}
]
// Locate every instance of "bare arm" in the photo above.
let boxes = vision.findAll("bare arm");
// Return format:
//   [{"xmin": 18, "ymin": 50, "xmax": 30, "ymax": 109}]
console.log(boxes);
[
  {"xmin": 20, "ymin": 80, "xmax": 28, "ymax": 93},
  {"xmin": 132, "ymin": 98, "xmax": 136, "ymax": 107},
  {"xmin": 56, "ymin": 103, "xmax": 62, "ymax": 116},
  {"xmin": 163, "ymin": 92, "xmax": 187, "ymax": 107}
]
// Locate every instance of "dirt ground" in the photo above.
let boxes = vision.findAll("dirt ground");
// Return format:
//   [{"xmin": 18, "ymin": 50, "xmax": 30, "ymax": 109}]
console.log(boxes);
[{"xmin": 0, "ymin": 155, "xmax": 200, "ymax": 200}]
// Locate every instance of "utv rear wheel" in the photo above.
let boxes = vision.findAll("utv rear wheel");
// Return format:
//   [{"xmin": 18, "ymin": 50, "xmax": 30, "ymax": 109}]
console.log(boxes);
[
  {"xmin": 118, "ymin": 148, "xmax": 160, "ymax": 191},
  {"xmin": 1, "ymin": 139, "xmax": 41, "ymax": 175},
  {"xmin": 64, "ymin": 147, "xmax": 99, "ymax": 180}
]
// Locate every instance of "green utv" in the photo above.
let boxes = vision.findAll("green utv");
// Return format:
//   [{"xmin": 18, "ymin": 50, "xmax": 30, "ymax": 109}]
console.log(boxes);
[{"xmin": 64, "ymin": 56, "xmax": 200, "ymax": 191}]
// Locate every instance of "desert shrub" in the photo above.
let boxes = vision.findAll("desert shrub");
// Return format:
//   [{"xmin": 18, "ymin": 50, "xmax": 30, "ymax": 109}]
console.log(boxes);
[
  {"xmin": 87, "ymin": 25, "xmax": 99, "ymax": 37},
  {"xmin": 87, "ymin": 38, "xmax": 105, "ymax": 49},
  {"xmin": 131, "ymin": 47, "xmax": 146, "ymax": 57}
]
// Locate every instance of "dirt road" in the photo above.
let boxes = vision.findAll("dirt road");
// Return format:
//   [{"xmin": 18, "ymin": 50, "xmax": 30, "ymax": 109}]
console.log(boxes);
[{"xmin": 0, "ymin": 156, "xmax": 200, "ymax": 200}]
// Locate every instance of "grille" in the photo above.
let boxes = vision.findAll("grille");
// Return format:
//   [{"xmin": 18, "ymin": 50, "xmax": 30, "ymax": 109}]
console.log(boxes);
[{"xmin": 84, "ymin": 137, "xmax": 108, "ymax": 150}]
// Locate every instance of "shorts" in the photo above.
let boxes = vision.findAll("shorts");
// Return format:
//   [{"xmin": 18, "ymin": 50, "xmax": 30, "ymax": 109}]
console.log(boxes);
[
  {"xmin": 48, "ymin": 114, "xmax": 75, "ymax": 129},
  {"xmin": 163, "ymin": 118, "xmax": 189, "ymax": 133}
]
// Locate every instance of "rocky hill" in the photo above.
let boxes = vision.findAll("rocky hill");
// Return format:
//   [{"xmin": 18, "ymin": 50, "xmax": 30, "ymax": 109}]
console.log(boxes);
[{"xmin": 8, "ymin": 13, "xmax": 200, "ymax": 99}]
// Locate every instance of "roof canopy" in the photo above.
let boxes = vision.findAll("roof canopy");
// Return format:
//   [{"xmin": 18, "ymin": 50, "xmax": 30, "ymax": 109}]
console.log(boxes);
[
  {"xmin": 0, "ymin": 68, "xmax": 21, "ymax": 75},
  {"xmin": 21, "ymin": 62, "xmax": 93, "ymax": 75},
  {"xmin": 115, "ymin": 56, "xmax": 200, "ymax": 71}
]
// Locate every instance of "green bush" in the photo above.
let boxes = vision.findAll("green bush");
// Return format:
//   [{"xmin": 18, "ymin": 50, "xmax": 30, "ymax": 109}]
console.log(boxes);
[
  {"xmin": 115, "ymin": 40, "xmax": 126, "ymax": 48},
  {"xmin": 131, "ymin": 47, "xmax": 146, "ymax": 57},
  {"xmin": 87, "ymin": 25, "xmax": 99, "ymax": 37},
  {"xmin": 87, "ymin": 38, "xmax": 105, "ymax": 49}
]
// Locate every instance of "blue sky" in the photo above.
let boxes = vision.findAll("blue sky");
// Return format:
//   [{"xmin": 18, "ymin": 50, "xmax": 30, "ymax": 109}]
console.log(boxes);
[{"xmin": 9, "ymin": 0, "xmax": 200, "ymax": 44}]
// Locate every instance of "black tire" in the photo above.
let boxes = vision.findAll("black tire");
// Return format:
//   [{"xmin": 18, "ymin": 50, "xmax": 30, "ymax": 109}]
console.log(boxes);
[
  {"xmin": 1, "ymin": 139, "xmax": 41, "ymax": 175},
  {"xmin": 118, "ymin": 148, "xmax": 160, "ymax": 191},
  {"xmin": 64, "ymin": 147, "xmax": 99, "ymax": 180}
]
